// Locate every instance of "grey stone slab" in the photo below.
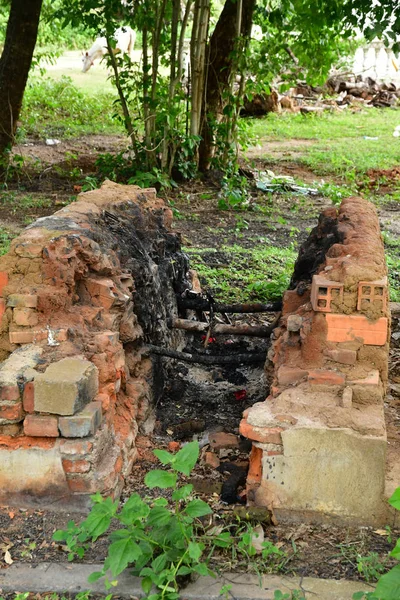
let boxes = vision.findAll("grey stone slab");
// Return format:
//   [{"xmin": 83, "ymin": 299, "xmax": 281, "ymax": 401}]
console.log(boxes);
[
  {"xmin": 34, "ymin": 358, "xmax": 98, "ymax": 416},
  {"xmin": 0, "ymin": 562, "xmax": 375, "ymax": 599}
]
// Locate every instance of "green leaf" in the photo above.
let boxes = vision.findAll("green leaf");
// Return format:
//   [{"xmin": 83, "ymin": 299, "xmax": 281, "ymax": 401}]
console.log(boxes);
[
  {"xmin": 193, "ymin": 563, "xmax": 210, "ymax": 576},
  {"xmin": 147, "ymin": 506, "xmax": 172, "ymax": 528},
  {"xmin": 213, "ymin": 532, "xmax": 232, "ymax": 548},
  {"xmin": 153, "ymin": 497, "xmax": 169, "ymax": 507},
  {"xmin": 172, "ymin": 484, "xmax": 193, "ymax": 501},
  {"xmin": 83, "ymin": 498, "xmax": 117, "ymax": 540},
  {"xmin": 145, "ymin": 470, "xmax": 177, "ymax": 489},
  {"xmin": 107, "ymin": 537, "xmax": 143, "ymax": 576},
  {"xmin": 141, "ymin": 576, "xmax": 153, "ymax": 594},
  {"xmin": 185, "ymin": 499, "xmax": 212, "ymax": 518},
  {"xmin": 389, "ymin": 487, "xmax": 400, "ymax": 511},
  {"xmin": 119, "ymin": 493, "xmax": 150, "ymax": 524},
  {"xmin": 154, "ymin": 449, "xmax": 175, "ymax": 465},
  {"xmin": 173, "ymin": 442, "xmax": 199, "ymax": 475},
  {"xmin": 177, "ymin": 566, "xmax": 193, "ymax": 576},
  {"xmin": 391, "ymin": 539, "xmax": 400, "ymax": 560},
  {"xmin": 188, "ymin": 541, "xmax": 203, "ymax": 561},
  {"xmin": 87, "ymin": 571, "xmax": 104, "ymax": 583},
  {"xmin": 374, "ymin": 565, "xmax": 400, "ymax": 600},
  {"xmin": 152, "ymin": 552, "xmax": 168, "ymax": 573}
]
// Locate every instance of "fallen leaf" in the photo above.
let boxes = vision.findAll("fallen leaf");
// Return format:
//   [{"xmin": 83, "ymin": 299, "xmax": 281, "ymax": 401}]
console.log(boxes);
[
  {"xmin": 8, "ymin": 511, "xmax": 15, "ymax": 519},
  {"xmin": 374, "ymin": 529, "xmax": 389, "ymax": 537},
  {"xmin": 4, "ymin": 550, "xmax": 13, "ymax": 565}
]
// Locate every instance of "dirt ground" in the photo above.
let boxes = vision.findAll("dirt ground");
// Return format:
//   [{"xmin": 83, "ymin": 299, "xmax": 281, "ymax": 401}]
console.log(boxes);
[{"xmin": 1, "ymin": 135, "xmax": 400, "ymax": 587}]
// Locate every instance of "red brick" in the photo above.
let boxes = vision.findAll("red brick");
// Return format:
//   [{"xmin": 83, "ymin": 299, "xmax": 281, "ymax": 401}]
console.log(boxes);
[
  {"xmin": 95, "ymin": 392, "xmax": 111, "ymax": 412},
  {"xmin": 62, "ymin": 459, "xmax": 91, "ymax": 473},
  {"xmin": 23, "ymin": 382, "xmax": 35, "ymax": 413},
  {"xmin": 6, "ymin": 294, "xmax": 38, "ymax": 308},
  {"xmin": 209, "ymin": 431, "xmax": 239, "ymax": 451},
  {"xmin": 204, "ymin": 451, "xmax": 220, "ymax": 469},
  {"xmin": 59, "ymin": 439, "xmax": 93, "ymax": 456},
  {"xmin": 308, "ymin": 369, "xmax": 345, "ymax": 386},
  {"xmin": 66, "ymin": 476, "xmax": 96, "ymax": 493},
  {"xmin": 0, "ymin": 403, "xmax": 23, "ymax": 422},
  {"xmin": 248, "ymin": 446, "xmax": 262, "ymax": 484},
  {"xmin": 13, "ymin": 307, "xmax": 38, "ymax": 327},
  {"xmin": 0, "ymin": 272, "xmax": 8, "ymax": 297},
  {"xmin": 324, "ymin": 348, "xmax": 357, "ymax": 365},
  {"xmin": 239, "ymin": 420, "xmax": 284, "ymax": 444},
  {"xmin": 9, "ymin": 329, "xmax": 47, "ymax": 344},
  {"xmin": 0, "ymin": 385, "xmax": 20, "ymax": 401},
  {"xmin": 23, "ymin": 414, "xmax": 59, "ymax": 437},
  {"xmin": 277, "ymin": 366, "xmax": 308, "ymax": 386}
]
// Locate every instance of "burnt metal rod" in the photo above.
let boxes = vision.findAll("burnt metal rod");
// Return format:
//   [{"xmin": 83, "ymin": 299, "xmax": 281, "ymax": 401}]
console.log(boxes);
[
  {"xmin": 144, "ymin": 344, "xmax": 266, "ymax": 365},
  {"xmin": 177, "ymin": 297, "xmax": 282, "ymax": 313},
  {"xmin": 170, "ymin": 318, "xmax": 272, "ymax": 337}
]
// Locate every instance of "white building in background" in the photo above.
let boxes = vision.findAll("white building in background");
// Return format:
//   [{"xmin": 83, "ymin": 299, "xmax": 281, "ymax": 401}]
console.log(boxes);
[{"xmin": 353, "ymin": 40, "xmax": 400, "ymax": 83}]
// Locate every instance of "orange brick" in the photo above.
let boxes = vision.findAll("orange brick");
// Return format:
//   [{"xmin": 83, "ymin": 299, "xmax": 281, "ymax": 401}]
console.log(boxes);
[
  {"xmin": 9, "ymin": 329, "xmax": 47, "ymax": 344},
  {"xmin": 277, "ymin": 366, "xmax": 308, "ymax": 386},
  {"xmin": 204, "ymin": 451, "xmax": 220, "ymax": 469},
  {"xmin": 0, "ymin": 403, "xmax": 23, "ymax": 422},
  {"xmin": 239, "ymin": 420, "xmax": 284, "ymax": 444},
  {"xmin": 23, "ymin": 382, "xmax": 34, "ymax": 413},
  {"xmin": 114, "ymin": 455, "xmax": 123, "ymax": 474},
  {"xmin": 66, "ymin": 476, "xmax": 96, "ymax": 493},
  {"xmin": 13, "ymin": 307, "xmax": 38, "ymax": 327},
  {"xmin": 23, "ymin": 414, "xmax": 59, "ymax": 437},
  {"xmin": 59, "ymin": 439, "xmax": 93, "ymax": 456},
  {"xmin": 62, "ymin": 459, "xmax": 91, "ymax": 474},
  {"xmin": 308, "ymin": 369, "xmax": 345, "ymax": 386},
  {"xmin": 0, "ymin": 385, "xmax": 20, "ymax": 401},
  {"xmin": 0, "ymin": 272, "xmax": 8, "ymax": 297},
  {"xmin": 311, "ymin": 275, "xmax": 343, "ymax": 313},
  {"xmin": 325, "ymin": 314, "xmax": 388, "ymax": 346},
  {"xmin": 168, "ymin": 441, "xmax": 180, "ymax": 452},
  {"xmin": 248, "ymin": 446, "xmax": 262, "ymax": 484}
]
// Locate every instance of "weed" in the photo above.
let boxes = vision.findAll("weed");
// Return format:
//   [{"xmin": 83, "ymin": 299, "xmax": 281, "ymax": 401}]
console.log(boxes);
[
  {"xmin": 54, "ymin": 442, "xmax": 287, "ymax": 599},
  {"xmin": 357, "ymin": 553, "xmax": 389, "ymax": 582}
]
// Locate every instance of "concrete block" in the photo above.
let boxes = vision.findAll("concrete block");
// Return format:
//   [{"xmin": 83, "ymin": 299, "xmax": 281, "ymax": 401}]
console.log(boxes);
[
  {"xmin": 58, "ymin": 402, "xmax": 102, "ymax": 438},
  {"xmin": 257, "ymin": 428, "xmax": 387, "ymax": 524},
  {"xmin": 34, "ymin": 358, "xmax": 98, "ymax": 416}
]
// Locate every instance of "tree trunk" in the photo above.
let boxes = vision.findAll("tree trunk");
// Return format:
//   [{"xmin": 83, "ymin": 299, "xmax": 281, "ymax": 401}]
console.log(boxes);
[
  {"xmin": 198, "ymin": 0, "xmax": 255, "ymax": 171},
  {"xmin": 0, "ymin": 0, "xmax": 43, "ymax": 157}
]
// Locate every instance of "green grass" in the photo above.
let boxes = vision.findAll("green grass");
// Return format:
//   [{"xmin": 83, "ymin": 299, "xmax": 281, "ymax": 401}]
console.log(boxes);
[
  {"xmin": 0, "ymin": 227, "xmax": 15, "ymax": 256},
  {"xmin": 19, "ymin": 76, "xmax": 123, "ymax": 139},
  {"xmin": 247, "ymin": 109, "xmax": 400, "ymax": 180},
  {"xmin": 382, "ymin": 231, "xmax": 400, "ymax": 302},
  {"xmin": 185, "ymin": 244, "xmax": 297, "ymax": 303}
]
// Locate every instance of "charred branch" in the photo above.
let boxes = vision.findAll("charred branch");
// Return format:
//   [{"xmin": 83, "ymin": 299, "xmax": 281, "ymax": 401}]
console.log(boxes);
[
  {"xmin": 144, "ymin": 344, "xmax": 266, "ymax": 365},
  {"xmin": 177, "ymin": 296, "xmax": 282, "ymax": 313},
  {"xmin": 169, "ymin": 317, "xmax": 273, "ymax": 337}
]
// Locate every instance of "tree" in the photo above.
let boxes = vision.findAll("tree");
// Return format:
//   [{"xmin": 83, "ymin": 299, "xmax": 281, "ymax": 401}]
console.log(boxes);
[{"xmin": 0, "ymin": 0, "xmax": 43, "ymax": 157}]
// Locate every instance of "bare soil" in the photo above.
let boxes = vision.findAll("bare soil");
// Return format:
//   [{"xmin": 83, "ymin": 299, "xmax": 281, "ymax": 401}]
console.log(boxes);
[{"xmin": 0, "ymin": 135, "xmax": 400, "ymax": 587}]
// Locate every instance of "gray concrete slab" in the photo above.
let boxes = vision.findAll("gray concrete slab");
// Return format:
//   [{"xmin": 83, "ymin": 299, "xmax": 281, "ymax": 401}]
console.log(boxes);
[{"xmin": 0, "ymin": 562, "xmax": 375, "ymax": 599}]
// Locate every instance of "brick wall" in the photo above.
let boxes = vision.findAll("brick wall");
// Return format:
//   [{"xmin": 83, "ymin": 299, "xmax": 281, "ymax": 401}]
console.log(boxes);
[
  {"xmin": 0, "ymin": 181, "xmax": 190, "ymax": 509},
  {"xmin": 240, "ymin": 197, "xmax": 391, "ymax": 525}
]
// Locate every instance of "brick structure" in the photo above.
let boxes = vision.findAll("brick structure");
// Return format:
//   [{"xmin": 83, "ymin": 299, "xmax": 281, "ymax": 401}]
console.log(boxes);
[
  {"xmin": 240, "ymin": 197, "xmax": 392, "ymax": 525},
  {"xmin": 0, "ymin": 181, "xmax": 191, "ymax": 510}
]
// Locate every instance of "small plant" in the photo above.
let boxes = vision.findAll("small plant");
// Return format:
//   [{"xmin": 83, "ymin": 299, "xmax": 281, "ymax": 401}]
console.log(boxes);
[
  {"xmin": 357, "ymin": 552, "xmax": 388, "ymax": 582},
  {"xmin": 354, "ymin": 487, "xmax": 400, "ymax": 599},
  {"xmin": 54, "ymin": 442, "xmax": 285, "ymax": 599}
]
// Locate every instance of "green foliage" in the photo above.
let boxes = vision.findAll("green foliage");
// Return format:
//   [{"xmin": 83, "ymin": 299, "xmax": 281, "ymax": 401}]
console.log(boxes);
[
  {"xmin": 186, "ymin": 244, "xmax": 296, "ymax": 303},
  {"xmin": 354, "ymin": 487, "xmax": 400, "ymax": 600},
  {"xmin": 20, "ymin": 77, "xmax": 121, "ymax": 139},
  {"xmin": 54, "ymin": 441, "xmax": 287, "ymax": 599}
]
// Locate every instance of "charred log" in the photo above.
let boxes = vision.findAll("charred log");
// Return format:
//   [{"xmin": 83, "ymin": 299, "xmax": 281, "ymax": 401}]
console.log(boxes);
[
  {"xmin": 177, "ymin": 296, "xmax": 282, "ymax": 313},
  {"xmin": 145, "ymin": 344, "xmax": 266, "ymax": 365}
]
